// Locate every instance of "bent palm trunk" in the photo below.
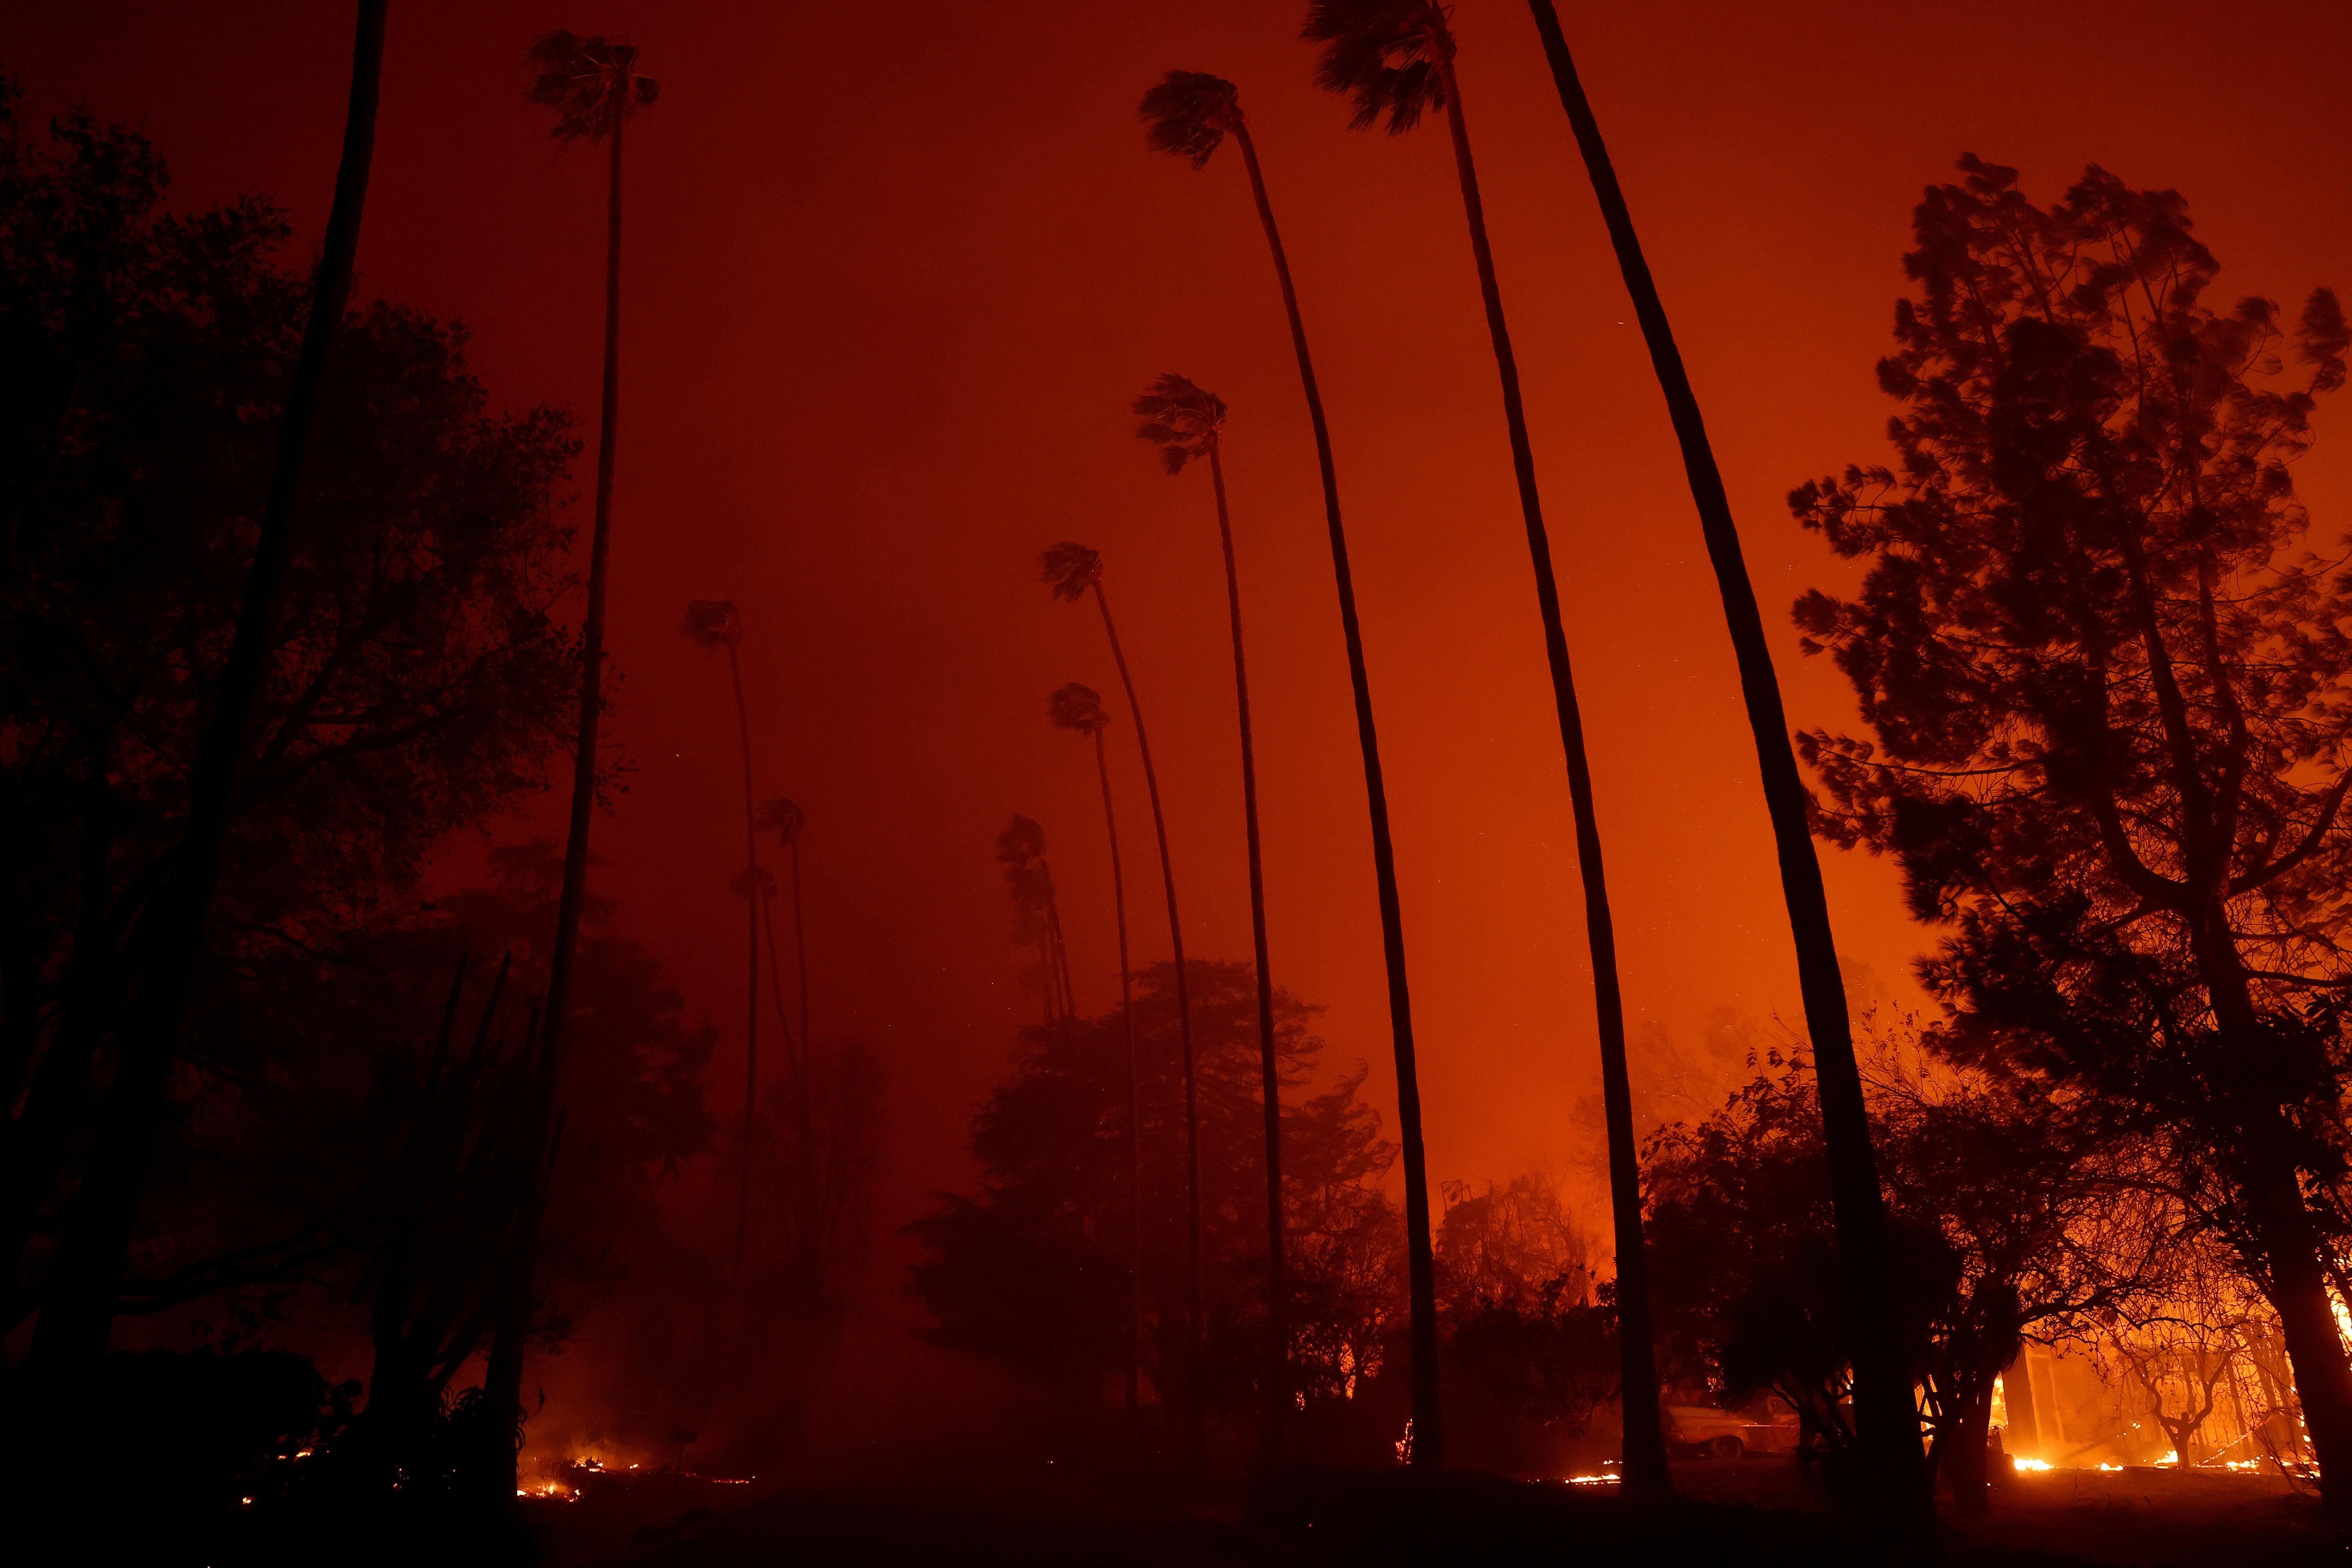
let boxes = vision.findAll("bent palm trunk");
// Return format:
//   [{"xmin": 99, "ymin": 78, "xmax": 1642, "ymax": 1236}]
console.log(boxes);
[
  {"xmin": 1521, "ymin": 2, "xmax": 1922, "ymax": 1515},
  {"xmin": 1226, "ymin": 116, "xmax": 1441, "ymax": 1470},
  {"xmin": 1423, "ymin": 49, "xmax": 1668, "ymax": 1495},
  {"xmin": 1089, "ymin": 727, "xmax": 1145, "ymax": 1428},
  {"xmin": 1087, "ymin": 579, "xmax": 1203, "ymax": 1467},
  {"xmin": 1203, "ymin": 439, "xmax": 1292, "ymax": 1457}
]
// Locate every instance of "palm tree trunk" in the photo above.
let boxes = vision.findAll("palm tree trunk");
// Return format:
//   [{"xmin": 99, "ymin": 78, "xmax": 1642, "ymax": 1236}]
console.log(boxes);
[
  {"xmin": 1228, "ymin": 117, "xmax": 1440, "ymax": 1467},
  {"xmin": 532, "ymin": 38, "xmax": 628, "ymax": 1306},
  {"xmin": 20, "ymin": 0, "xmax": 389, "ymax": 1388},
  {"xmin": 1205, "ymin": 439, "xmax": 1290, "ymax": 1459},
  {"xmin": 1087, "ymin": 578, "xmax": 1203, "ymax": 1469},
  {"xmin": 1090, "ymin": 728, "xmax": 1145, "ymax": 1430},
  {"xmin": 1427, "ymin": 53, "xmax": 1670, "ymax": 1498},
  {"xmin": 1518, "ymin": 4, "xmax": 1925, "ymax": 1519},
  {"xmin": 788, "ymin": 837, "xmax": 820, "ymax": 1299},
  {"xmin": 726, "ymin": 641, "xmax": 760, "ymax": 1265},
  {"xmin": 477, "ymin": 62, "xmax": 630, "ymax": 1451}
]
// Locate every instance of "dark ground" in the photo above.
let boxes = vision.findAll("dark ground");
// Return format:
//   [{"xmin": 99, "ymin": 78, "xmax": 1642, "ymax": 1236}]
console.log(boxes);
[{"xmin": 526, "ymin": 1454, "xmax": 2348, "ymax": 1567}]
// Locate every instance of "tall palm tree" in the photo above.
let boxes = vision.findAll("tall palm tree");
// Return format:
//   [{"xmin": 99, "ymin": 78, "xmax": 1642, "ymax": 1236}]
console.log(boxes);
[
  {"xmin": 758, "ymin": 797, "xmax": 811, "ymax": 1066},
  {"xmin": 1299, "ymin": 1, "xmax": 1667, "ymax": 1489},
  {"xmin": 1132, "ymin": 374, "xmax": 1292, "ymax": 1454},
  {"xmin": 996, "ymin": 815, "xmax": 1076, "ymax": 1025},
  {"xmin": 23, "ymin": 0, "xmax": 391, "ymax": 1388},
  {"xmin": 523, "ymin": 23, "xmax": 659, "ymax": 1253},
  {"xmin": 683, "ymin": 599, "xmax": 762, "ymax": 1263},
  {"xmin": 1042, "ymin": 541, "xmax": 1203, "ymax": 1465},
  {"xmin": 1518, "ymin": 2, "xmax": 1926, "ymax": 1519},
  {"xmin": 757, "ymin": 795, "xmax": 822, "ymax": 1300},
  {"xmin": 1049, "ymin": 681, "xmax": 1146, "ymax": 1427},
  {"xmin": 1138, "ymin": 68, "xmax": 1442, "ymax": 1469}
]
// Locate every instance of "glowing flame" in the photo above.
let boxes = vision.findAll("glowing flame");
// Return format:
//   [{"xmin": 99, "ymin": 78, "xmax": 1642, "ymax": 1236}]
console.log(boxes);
[
  {"xmin": 2011, "ymin": 1457, "xmax": 2052, "ymax": 1472},
  {"xmin": 1564, "ymin": 1474, "xmax": 1620, "ymax": 1486}
]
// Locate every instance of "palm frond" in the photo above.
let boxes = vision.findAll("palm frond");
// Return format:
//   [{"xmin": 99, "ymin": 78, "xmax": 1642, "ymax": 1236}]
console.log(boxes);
[
  {"xmin": 1049, "ymin": 681, "xmax": 1109, "ymax": 736},
  {"xmin": 996, "ymin": 813, "xmax": 1048, "ymax": 867},
  {"xmin": 524, "ymin": 30, "xmax": 657, "ymax": 144},
  {"xmin": 757, "ymin": 797, "xmax": 804, "ymax": 844},
  {"xmin": 681, "ymin": 598, "xmax": 741, "ymax": 650},
  {"xmin": 1140, "ymin": 71, "xmax": 1240, "ymax": 170},
  {"xmin": 1302, "ymin": 0, "xmax": 1450, "ymax": 134},
  {"xmin": 1132, "ymin": 373, "xmax": 1225, "ymax": 477},
  {"xmin": 1040, "ymin": 541, "xmax": 1103, "ymax": 602}
]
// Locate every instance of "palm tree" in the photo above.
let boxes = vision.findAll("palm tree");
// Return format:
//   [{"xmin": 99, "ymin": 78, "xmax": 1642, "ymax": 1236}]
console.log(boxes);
[
  {"xmin": 1138, "ymin": 67, "xmax": 1442, "ymax": 1468},
  {"xmin": 683, "ymin": 599, "xmax": 762, "ymax": 1263},
  {"xmin": 1042, "ymin": 541, "xmax": 1203, "ymax": 1464},
  {"xmin": 1132, "ymin": 374, "xmax": 1292, "ymax": 1453},
  {"xmin": 757, "ymin": 796, "xmax": 822, "ymax": 1301},
  {"xmin": 996, "ymin": 815, "xmax": 1076, "ymax": 1025},
  {"xmin": 1049, "ymin": 681, "xmax": 1146, "ymax": 1428},
  {"xmin": 522, "ymin": 23, "xmax": 659, "ymax": 1258},
  {"xmin": 23, "ymin": 0, "xmax": 391, "ymax": 1389},
  {"xmin": 758, "ymin": 797, "xmax": 811, "ymax": 1065},
  {"xmin": 1517, "ymin": 2, "xmax": 1927, "ymax": 1519},
  {"xmin": 1299, "ymin": 1, "xmax": 1666, "ymax": 1488}
]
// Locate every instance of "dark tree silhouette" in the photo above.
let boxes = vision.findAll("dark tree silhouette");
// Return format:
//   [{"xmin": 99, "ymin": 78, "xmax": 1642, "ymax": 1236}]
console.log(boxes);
[
  {"xmin": 908, "ymin": 963, "xmax": 1394, "ymax": 1436},
  {"xmin": 23, "ymin": 0, "xmax": 390, "ymax": 1392},
  {"xmin": 0, "ymin": 87, "xmax": 577, "ymax": 1341},
  {"xmin": 1140, "ymin": 66, "xmax": 1440, "ymax": 1470},
  {"xmin": 997, "ymin": 815, "xmax": 1076, "ymax": 1025},
  {"xmin": 1049, "ymin": 682, "xmax": 1147, "ymax": 1424},
  {"xmin": 683, "ymin": 599, "xmax": 763, "ymax": 1262},
  {"xmin": 759, "ymin": 797, "xmax": 812, "ymax": 1066},
  {"xmin": 1518, "ymin": 2, "xmax": 1920, "ymax": 1515},
  {"xmin": 1300, "ymin": 1, "xmax": 1660, "ymax": 1483},
  {"xmin": 755, "ymin": 796, "xmax": 823, "ymax": 1297},
  {"xmin": 508, "ymin": 26, "xmax": 658, "ymax": 1485},
  {"xmin": 1043, "ymin": 541, "xmax": 1204, "ymax": 1463},
  {"xmin": 1790, "ymin": 157, "xmax": 2352, "ymax": 1521},
  {"xmin": 1133, "ymin": 373, "xmax": 1294, "ymax": 1451}
]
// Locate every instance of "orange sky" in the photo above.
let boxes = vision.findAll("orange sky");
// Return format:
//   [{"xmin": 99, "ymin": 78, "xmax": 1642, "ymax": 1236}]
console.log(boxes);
[{"xmin": 17, "ymin": 0, "xmax": 2352, "ymax": 1250}]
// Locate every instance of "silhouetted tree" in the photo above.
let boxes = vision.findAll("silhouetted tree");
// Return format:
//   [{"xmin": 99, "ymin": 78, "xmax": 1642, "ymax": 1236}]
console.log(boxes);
[
  {"xmin": 22, "ymin": 0, "xmax": 389, "ymax": 1398},
  {"xmin": 1140, "ymin": 65, "xmax": 1440, "ymax": 1475},
  {"xmin": 1302, "ymin": 0, "xmax": 1660, "ymax": 1483},
  {"xmin": 1647, "ymin": 1043, "xmax": 2168, "ymax": 1510},
  {"xmin": 1049, "ymin": 681, "xmax": 1147, "ymax": 1422},
  {"xmin": 1518, "ymin": 4, "xmax": 1922, "ymax": 1510},
  {"xmin": 1789, "ymin": 156, "xmax": 2352, "ymax": 1520},
  {"xmin": 755, "ymin": 795, "xmax": 828, "ymax": 1300},
  {"xmin": 516, "ymin": 29, "xmax": 658, "ymax": 1473},
  {"xmin": 1134, "ymin": 372, "xmax": 1294, "ymax": 1450},
  {"xmin": 1043, "ymin": 540, "xmax": 1206, "ymax": 1462},
  {"xmin": 759, "ymin": 797, "xmax": 812, "ymax": 1071},
  {"xmin": 0, "ymin": 66, "xmax": 580, "ymax": 1397},
  {"xmin": 908, "ymin": 963, "xmax": 1394, "ymax": 1441},
  {"xmin": 997, "ymin": 814, "xmax": 1076, "ymax": 1025},
  {"xmin": 683, "ymin": 599, "xmax": 765, "ymax": 1261}
]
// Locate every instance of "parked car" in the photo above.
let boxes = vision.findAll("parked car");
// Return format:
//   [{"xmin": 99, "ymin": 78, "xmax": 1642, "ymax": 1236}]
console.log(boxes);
[{"xmin": 1664, "ymin": 1402, "xmax": 1799, "ymax": 1459}]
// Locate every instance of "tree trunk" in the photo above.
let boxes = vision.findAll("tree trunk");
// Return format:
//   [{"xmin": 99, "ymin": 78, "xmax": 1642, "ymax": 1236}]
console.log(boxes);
[
  {"xmin": 1943, "ymin": 1371, "xmax": 1996, "ymax": 1518},
  {"xmin": 488, "ymin": 50, "xmax": 630, "ymax": 1473},
  {"xmin": 1090, "ymin": 728, "xmax": 1145, "ymax": 1431},
  {"xmin": 1204, "ymin": 440, "xmax": 1291, "ymax": 1460},
  {"xmin": 1429, "ymin": 53, "xmax": 1670, "ymax": 1499},
  {"xmin": 20, "ymin": 0, "xmax": 388, "ymax": 1390},
  {"xmin": 1087, "ymin": 579, "xmax": 1202, "ymax": 1469},
  {"xmin": 1519, "ymin": 1, "xmax": 1925, "ymax": 1523},
  {"xmin": 1230, "ymin": 115, "xmax": 1441, "ymax": 1470},
  {"xmin": 2193, "ymin": 908, "xmax": 2352, "ymax": 1523},
  {"xmin": 726, "ymin": 641, "xmax": 760, "ymax": 1265}
]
